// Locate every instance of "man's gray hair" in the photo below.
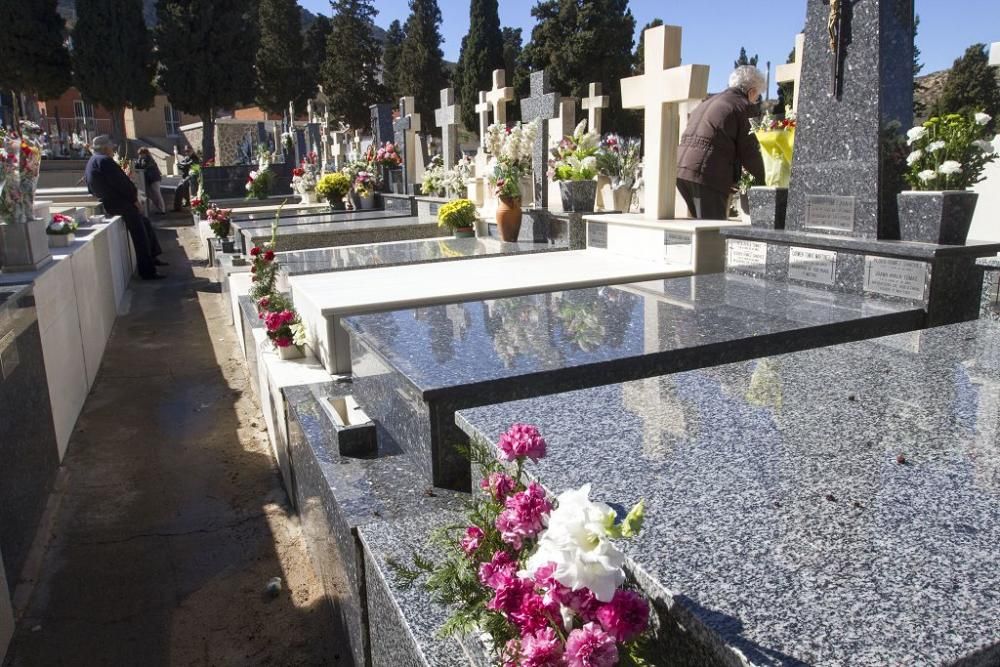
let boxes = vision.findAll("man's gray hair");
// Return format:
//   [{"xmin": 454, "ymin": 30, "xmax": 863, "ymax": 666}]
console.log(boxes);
[
  {"xmin": 729, "ymin": 66, "xmax": 766, "ymax": 94},
  {"xmin": 92, "ymin": 134, "xmax": 117, "ymax": 151}
]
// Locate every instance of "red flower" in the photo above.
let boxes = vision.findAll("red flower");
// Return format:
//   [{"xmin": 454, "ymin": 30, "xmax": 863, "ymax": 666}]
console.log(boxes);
[
  {"xmin": 250, "ymin": 246, "xmax": 261, "ymax": 256},
  {"xmin": 264, "ymin": 250, "xmax": 275, "ymax": 262},
  {"xmin": 292, "ymin": 167, "xmax": 304, "ymax": 177}
]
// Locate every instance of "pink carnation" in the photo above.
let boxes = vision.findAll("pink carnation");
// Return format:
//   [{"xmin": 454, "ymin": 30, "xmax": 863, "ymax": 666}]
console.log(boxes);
[
  {"xmin": 565, "ymin": 623, "xmax": 618, "ymax": 667},
  {"xmin": 273, "ymin": 336, "xmax": 292, "ymax": 348},
  {"xmin": 480, "ymin": 472, "xmax": 516, "ymax": 501},
  {"xmin": 460, "ymin": 525, "xmax": 484, "ymax": 556},
  {"xmin": 564, "ymin": 588, "xmax": 602, "ymax": 624},
  {"xmin": 519, "ymin": 627, "xmax": 565, "ymax": 667},
  {"xmin": 510, "ymin": 591, "xmax": 562, "ymax": 635},
  {"xmin": 487, "ymin": 574, "xmax": 533, "ymax": 615},
  {"xmin": 498, "ymin": 423, "xmax": 548, "ymax": 462},
  {"xmin": 595, "ymin": 589, "xmax": 649, "ymax": 643},
  {"xmin": 496, "ymin": 483, "xmax": 552, "ymax": 549},
  {"xmin": 479, "ymin": 550, "xmax": 517, "ymax": 589}
]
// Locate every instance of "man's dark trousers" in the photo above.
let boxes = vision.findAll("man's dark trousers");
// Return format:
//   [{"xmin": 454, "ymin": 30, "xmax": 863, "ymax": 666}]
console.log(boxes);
[
  {"xmin": 677, "ymin": 179, "xmax": 730, "ymax": 220},
  {"xmin": 108, "ymin": 206, "xmax": 161, "ymax": 279}
]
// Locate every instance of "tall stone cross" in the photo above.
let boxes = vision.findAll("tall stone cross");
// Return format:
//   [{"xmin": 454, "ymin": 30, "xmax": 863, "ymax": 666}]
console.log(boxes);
[
  {"xmin": 487, "ymin": 69, "xmax": 516, "ymax": 127},
  {"xmin": 475, "ymin": 91, "xmax": 491, "ymax": 148},
  {"xmin": 520, "ymin": 70, "xmax": 561, "ymax": 208},
  {"xmin": 394, "ymin": 96, "xmax": 422, "ymax": 194},
  {"xmin": 434, "ymin": 88, "xmax": 460, "ymax": 170},
  {"xmin": 331, "ymin": 131, "xmax": 345, "ymax": 171},
  {"xmin": 990, "ymin": 42, "xmax": 1000, "ymax": 67},
  {"xmin": 370, "ymin": 103, "xmax": 394, "ymax": 147},
  {"xmin": 776, "ymin": 33, "xmax": 805, "ymax": 113},
  {"xmin": 582, "ymin": 83, "xmax": 610, "ymax": 134},
  {"xmin": 621, "ymin": 24, "xmax": 709, "ymax": 220}
]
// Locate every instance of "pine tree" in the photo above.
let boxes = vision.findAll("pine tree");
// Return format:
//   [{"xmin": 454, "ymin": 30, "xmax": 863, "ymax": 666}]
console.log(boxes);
[
  {"xmin": 302, "ymin": 15, "xmax": 332, "ymax": 101},
  {"xmin": 912, "ymin": 14, "xmax": 926, "ymax": 117},
  {"xmin": 734, "ymin": 47, "xmax": 759, "ymax": 68},
  {"xmin": 382, "ymin": 20, "xmax": 406, "ymax": 104},
  {"xmin": 932, "ymin": 43, "xmax": 1000, "ymax": 122},
  {"xmin": 522, "ymin": 0, "xmax": 636, "ymax": 132},
  {"xmin": 457, "ymin": 0, "xmax": 504, "ymax": 131},
  {"xmin": 156, "ymin": 0, "xmax": 257, "ymax": 160},
  {"xmin": 0, "ymin": 0, "xmax": 71, "ymax": 116},
  {"xmin": 256, "ymin": 0, "xmax": 306, "ymax": 115},
  {"xmin": 321, "ymin": 0, "xmax": 384, "ymax": 130},
  {"xmin": 398, "ymin": 0, "xmax": 448, "ymax": 121},
  {"xmin": 632, "ymin": 18, "xmax": 663, "ymax": 74},
  {"xmin": 72, "ymin": 0, "xmax": 156, "ymax": 143},
  {"xmin": 502, "ymin": 27, "xmax": 529, "ymax": 123}
]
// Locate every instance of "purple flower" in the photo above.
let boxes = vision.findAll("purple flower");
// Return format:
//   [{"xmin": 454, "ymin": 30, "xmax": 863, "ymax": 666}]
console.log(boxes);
[
  {"xmin": 460, "ymin": 525, "xmax": 484, "ymax": 556},
  {"xmin": 497, "ymin": 423, "xmax": 548, "ymax": 462},
  {"xmin": 480, "ymin": 472, "xmax": 516, "ymax": 501},
  {"xmin": 487, "ymin": 574, "xmax": 534, "ymax": 615},
  {"xmin": 496, "ymin": 483, "xmax": 552, "ymax": 549},
  {"xmin": 595, "ymin": 589, "xmax": 649, "ymax": 643},
  {"xmin": 565, "ymin": 623, "xmax": 619, "ymax": 667},
  {"xmin": 479, "ymin": 551, "xmax": 517, "ymax": 589},
  {"xmin": 510, "ymin": 591, "xmax": 562, "ymax": 635},
  {"xmin": 519, "ymin": 627, "xmax": 565, "ymax": 666}
]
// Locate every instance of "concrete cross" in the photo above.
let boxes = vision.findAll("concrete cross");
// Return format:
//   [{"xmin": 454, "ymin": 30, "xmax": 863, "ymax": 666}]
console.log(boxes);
[
  {"xmin": 393, "ymin": 96, "xmax": 422, "ymax": 194},
  {"xmin": 520, "ymin": 70, "xmax": 561, "ymax": 208},
  {"xmin": 581, "ymin": 82, "xmax": 611, "ymax": 134},
  {"xmin": 475, "ymin": 91, "xmax": 491, "ymax": 149},
  {"xmin": 550, "ymin": 98, "xmax": 577, "ymax": 144},
  {"xmin": 331, "ymin": 131, "xmax": 345, "ymax": 170},
  {"xmin": 776, "ymin": 33, "xmax": 805, "ymax": 113},
  {"xmin": 434, "ymin": 88, "xmax": 461, "ymax": 170},
  {"xmin": 621, "ymin": 24, "xmax": 709, "ymax": 220},
  {"xmin": 990, "ymin": 42, "xmax": 1000, "ymax": 67},
  {"xmin": 487, "ymin": 69, "xmax": 516, "ymax": 127}
]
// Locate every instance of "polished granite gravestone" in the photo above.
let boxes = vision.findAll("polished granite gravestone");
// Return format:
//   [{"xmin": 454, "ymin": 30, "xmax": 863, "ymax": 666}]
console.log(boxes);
[
  {"xmin": 229, "ymin": 203, "xmax": 339, "ymax": 223},
  {"xmin": 201, "ymin": 162, "xmax": 294, "ymax": 200},
  {"xmin": 240, "ymin": 215, "xmax": 447, "ymax": 252},
  {"xmin": 457, "ymin": 318, "xmax": 1000, "ymax": 667},
  {"xmin": 0, "ymin": 285, "xmax": 60, "ymax": 591},
  {"xmin": 235, "ymin": 209, "xmax": 417, "ymax": 251},
  {"xmin": 343, "ymin": 273, "xmax": 924, "ymax": 489}
]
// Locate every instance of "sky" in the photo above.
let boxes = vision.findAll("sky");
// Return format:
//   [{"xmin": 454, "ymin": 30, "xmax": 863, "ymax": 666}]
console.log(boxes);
[{"xmin": 300, "ymin": 0, "xmax": 1000, "ymax": 95}]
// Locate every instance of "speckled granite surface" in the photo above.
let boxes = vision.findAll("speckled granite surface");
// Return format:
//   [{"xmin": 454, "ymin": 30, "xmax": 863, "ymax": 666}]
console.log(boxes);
[
  {"xmin": 235, "ymin": 208, "xmax": 411, "ymax": 232},
  {"xmin": 242, "ymin": 215, "xmax": 448, "ymax": 252},
  {"xmin": 978, "ymin": 256, "xmax": 1000, "ymax": 321},
  {"xmin": 485, "ymin": 209, "xmax": 587, "ymax": 248},
  {"xmin": 457, "ymin": 319, "xmax": 1000, "ymax": 667}
]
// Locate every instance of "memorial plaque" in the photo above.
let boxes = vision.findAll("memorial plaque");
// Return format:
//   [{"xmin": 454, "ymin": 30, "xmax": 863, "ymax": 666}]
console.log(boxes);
[
  {"xmin": 429, "ymin": 203, "xmax": 441, "ymax": 216},
  {"xmin": 788, "ymin": 247, "xmax": 837, "ymax": 285},
  {"xmin": 726, "ymin": 240, "xmax": 768, "ymax": 268},
  {"xmin": 804, "ymin": 195, "xmax": 856, "ymax": 232},
  {"xmin": 664, "ymin": 231, "xmax": 693, "ymax": 265},
  {"xmin": 863, "ymin": 256, "xmax": 927, "ymax": 301},
  {"xmin": 0, "ymin": 330, "xmax": 19, "ymax": 380},
  {"xmin": 588, "ymin": 222, "xmax": 608, "ymax": 249}
]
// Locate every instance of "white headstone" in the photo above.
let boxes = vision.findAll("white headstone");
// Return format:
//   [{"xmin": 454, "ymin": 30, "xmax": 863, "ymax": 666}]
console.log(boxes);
[
  {"xmin": 434, "ymin": 88, "xmax": 460, "ymax": 170},
  {"xmin": 581, "ymin": 82, "xmax": 611, "ymax": 135},
  {"xmin": 475, "ymin": 91, "xmax": 491, "ymax": 149},
  {"xmin": 621, "ymin": 24, "xmax": 709, "ymax": 220},
  {"xmin": 487, "ymin": 69, "xmax": 516, "ymax": 127},
  {"xmin": 990, "ymin": 42, "xmax": 1000, "ymax": 67},
  {"xmin": 776, "ymin": 33, "xmax": 805, "ymax": 112},
  {"xmin": 549, "ymin": 98, "xmax": 578, "ymax": 211}
]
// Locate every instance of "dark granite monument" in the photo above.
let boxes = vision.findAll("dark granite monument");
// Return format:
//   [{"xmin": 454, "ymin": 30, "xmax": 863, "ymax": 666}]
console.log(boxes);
[{"xmin": 369, "ymin": 103, "xmax": 393, "ymax": 147}]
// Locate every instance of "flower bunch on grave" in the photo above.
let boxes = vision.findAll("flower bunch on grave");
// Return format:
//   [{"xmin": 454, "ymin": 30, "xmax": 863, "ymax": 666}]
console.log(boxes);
[
  {"xmin": 422, "ymin": 154, "xmax": 475, "ymax": 197},
  {"xmin": 392, "ymin": 424, "xmax": 653, "ymax": 666},
  {"xmin": 206, "ymin": 205, "xmax": 233, "ymax": 239},
  {"xmin": 485, "ymin": 121, "xmax": 538, "ymax": 201},
  {"xmin": 750, "ymin": 111, "xmax": 796, "ymax": 187},
  {"xmin": 0, "ymin": 123, "xmax": 43, "ymax": 224},
  {"xmin": 246, "ymin": 145, "xmax": 274, "ymax": 200},
  {"xmin": 437, "ymin": 198, "xmax": 477, "ymax": 231},
  {"xmin": 903, "ymin": 111, "xmax": 998, "ymax": 191},
  {"xmin": 46, "ymin": 213, "xmax": 78, "ymax": 236},
  {"xmin": 259, "ymin": 293, "xmax": 307, "ymax": 349},
  {"xmin": 354, "ymin": 171, "xmax": 375, "ymax": 198},
  {"xmin": 316, "ymin": 172, "xmax": 351, "ymax": 203},
  {"xmin": 114, "ymin": 153, "xmax": 133, "ymax": 177},
  {"xmin": 190, "ymin": 193, "xmax": 211, "ymax": 218},
  {"xmin": 596, "ymin": 135, "xmax": 642, "ymax": 191},
  {"xmin": 292, "ymin": 156, "xmax": 319, "ymax": 195},
  {"xmin": 550, "ymin": 120, "xmax": 601, "ymax": 182},
  {"xmin": 370, "ymin": 141, "xmax": 403, "ymax": 169},
  {"xmin": 248, "ymin": 243, "xmax": 278, "ymax": 302}
]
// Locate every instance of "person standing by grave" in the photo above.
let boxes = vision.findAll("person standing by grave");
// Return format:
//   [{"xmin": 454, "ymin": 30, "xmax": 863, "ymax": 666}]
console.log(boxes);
[
  {"xmin": 135, "ymin": 147, "xmax": 166, "ymax": 215},
  {"xmin": 676, "ymin": 66, "xmax": 766, "ymax": 219},
  {"xmin": 85, "ymin": 135, "xmax": 166, "ymax": 280},
  {"xmin": 173, "ymin": 145, "xmax": 200, "ymax": 212}
]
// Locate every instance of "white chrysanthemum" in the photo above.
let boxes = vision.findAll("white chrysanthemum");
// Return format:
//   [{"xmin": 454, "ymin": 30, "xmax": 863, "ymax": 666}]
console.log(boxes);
[
  {"xmin": 906, "ymin": 150, "xmax": 923, "ymax": 165},
  {"xmin": 927, "ymin": 140, "xmax": 946, "ymax": 153},
  {"xmin": 906, "ymin": 126, "xmax": 928, "ymax": 144},
  {"xmin": 525, "ymin": 484, "xmax": 626, "ymax": 603},
  {"xmin": 938, "ymin": 160, "xmax": 963, "ymax": 175},
  {"xmin": 973, "ymin": 140, "xmax": 997, "ymax": 154},
  {"xmin": 291, "ymin": 322, "xmax": 307, "ymax": 348},
  {"xmin": 975, "ymin": 112, "xmax": 992, "ymax": 126},
  {"xmin": 917, "ymin": 169, "xmax": 937, "ymax": 183}
]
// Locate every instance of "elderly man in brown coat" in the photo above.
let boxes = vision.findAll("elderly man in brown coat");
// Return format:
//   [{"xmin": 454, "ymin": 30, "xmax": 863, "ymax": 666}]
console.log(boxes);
[{"xmin": 677, "ymin": 66, "xmax": 767, "ymax": 219}]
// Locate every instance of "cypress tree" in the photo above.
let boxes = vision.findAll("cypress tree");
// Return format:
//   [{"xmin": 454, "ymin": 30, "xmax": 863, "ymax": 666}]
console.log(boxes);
[
  {"xmin": 457, "ymin": 0, "xmax": 504, "ymax": 132},
  {"xmin": 0, "ymin": 0, "xmax": 71, "ymax": 116},
  {"xmin": 932, "ymin": 44, "xmax": 1000, "ymax": 122},
  {"xmin": 382, "ymin": 20, "xmax": 405, "ymax": 104},
  {"xmin": 397, "ymin": 0, "xmax": 448, "ymax": 121},
  {"xmin": 72, "ymin": 0, "xmax": 156, "ymax": 144},
  {"xmin": 734, "ymin": 47, "xmax": 759, "ymax": 68},
  {"xmin": 302, "ymin": 15, "xmax": 332, "ymax": 100},
  {"xmin": 256, "ymin": 0, "xmax": 306, "ymax": 115},
  {"xmin": 156, "ymin": 0, "xmax": 257, "ymax": 160},
  {"xmin": 912, "ymin": 15, "xmax": 925, "ymax": 117},
  {"xmin": 501, "ymin": 27, "xmax": 529, "ymax": 123},
  {"xmin": 322, "ymin": 0, "xmax": 384, "ymax": 130}
]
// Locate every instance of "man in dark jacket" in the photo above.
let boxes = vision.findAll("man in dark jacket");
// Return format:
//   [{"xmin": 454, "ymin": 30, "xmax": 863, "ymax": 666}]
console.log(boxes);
[
  {"xmin": 676, "ymin": 66, "xmax": 767, "ymax": 219},
  {"xmin": 173, "ymin": 145, "xmax": 200, "ymax": 211},
  {"xmin": 85, "ymin": 135, "xmax": 165, "ymax": 280}
]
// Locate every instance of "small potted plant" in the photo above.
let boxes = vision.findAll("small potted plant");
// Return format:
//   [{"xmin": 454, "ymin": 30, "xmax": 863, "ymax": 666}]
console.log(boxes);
[
  {"xmin": 596, "ymin": 134, "xmax": 641, "ymax": 213},
  {"xmin": 438, "ymin": 198, "xmax": 477, "ymax": 238},
  {"xmin": 190, "ymin": 193, "xmax": 211, "ymax": 219},
  {"xmin": 370, "ymin": 141, "xmax": 403, "ymax": 192},
  {"xmin": 485, "ymin": 120, "xmax": 538, "ymax": 241},
  {"xmin": 354, "ymin": 171, "xmax": 376, "ymax": 210},
  {"xmin": 291, "ymin": 153, "xmax": 319, "ymax": 204},
  {"xmin": 206, "ymin": 204, "xmax": 235, "ymax": 253},
  {"xmin": 899, "ymin": 111, "xmax": 998, "ymax": 245},
  {"xmin": 261, "ymin": 295, "xmax": 308, "ymax": 360},
  {"xmin": 245, "ymin": 145, "xmax": 274, "ymax": 201},
  {"xmin": 550, "ymin": 120, "xmax": 600, "ymax": 213},
  {"xmin": 420, "ymin": 155, "xmax": 447, "ymax": 198},
  {"xmin": 316, "ymin": 172, "xmax": 351, "ymax": 211},
  {"xmin": 46, "ymin": 213, "xmax": 79, "ymax": 247}
]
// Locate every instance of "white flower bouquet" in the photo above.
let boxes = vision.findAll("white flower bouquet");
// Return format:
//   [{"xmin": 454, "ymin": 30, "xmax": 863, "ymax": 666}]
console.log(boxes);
[
  {"xmin": 550, "ymin": 120, "xmax": 601, "ymax": 181},
  {"xmin": 904, "ymin": 111, "xmax": 997, "ymax": 191},
  {"xmin": 485, "ymin": 121, "xmax": 538, "ymax": 200}
]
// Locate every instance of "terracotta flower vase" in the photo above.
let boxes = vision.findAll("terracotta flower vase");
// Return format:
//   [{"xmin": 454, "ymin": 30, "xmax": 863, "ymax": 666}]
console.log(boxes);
[{"xmin": 496, "ymin": 197, "xmax": 523, "ymax": 242}]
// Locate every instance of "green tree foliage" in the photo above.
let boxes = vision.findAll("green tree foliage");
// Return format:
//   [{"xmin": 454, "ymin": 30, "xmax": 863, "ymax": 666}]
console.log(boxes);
[
  {"xmin": 932, "ymin": 43, "xmax": 1000, "ymax": 123},
  {"xmin": 912, "ymin": 14, "xmax": 925, "ymax": 117},
  {"xmin": 72, "ymin": 0, "xmax": 156, "ymax": 142},
  {"xmin": 321, "ymin": 0, "xmax": 384, "ymax": 129},
  {"xmin": 632, "ymin": 18, "xmax": 663, "ymax": 75},
  {"xmin": 457, "ymin": 0, "xmax": 504, "ymax": 131},
  {"xmin": 302, "ymin": 15, "xmax": 332, "ymax": 100},
  {"xmin": 776, "ymin": 44, "xmax": 796, "ymax": 115},
  {"xmin": 734, "ymin": 47, "xmax": 759, "ymax": 68},
  {"xmin": 382, "ymin": 19, "xmax": 406, "ymax": 104},
  {"xmin": 256, "ymin": 0, "xmax": 306, "ymax": 115},
  {"xmin": 0, "ymin": 0, "xmax": 71, "ymax": 106},
  {"xmin": 156, "ymin": 0, "xmax": 257, "ymax": 160},
  {"xmin": 398, "ymin": 0, "xmax": 448, "ymax": 121},
  {"xmin": 522, "ymin": 0, "xmax": 636, "ymax": 133},
  {"xmin": 502, "ymin": 27, "xmax": 529, "ymax": 123}
]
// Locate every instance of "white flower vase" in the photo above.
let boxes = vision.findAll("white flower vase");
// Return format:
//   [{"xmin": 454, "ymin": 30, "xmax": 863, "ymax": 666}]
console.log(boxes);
[
  {"xmin": 1, "ymin": 218, "xmax": 53, "ymax": 272},
  {"xmin": 277, "ymin": 345, "xmax": 304, "ymax": 360},
  {"xmin": 299, "ymin": 190, "xmax": 314, "ymax": 205},
  {"xmin": 47, "ymin": 233, "xmax": 75, "ymax": 248}
]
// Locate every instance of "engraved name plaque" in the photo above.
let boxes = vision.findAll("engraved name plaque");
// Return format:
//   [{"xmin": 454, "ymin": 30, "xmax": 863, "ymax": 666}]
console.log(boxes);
[
  {"xmin": 664, "ymin": 231, "xmax": 693, "ymax": 265},
  {"xmin": 588, "ymin": 222, "xmax": 608, "ymax": 249},
  {"xmin": 863, "ymin": 256, "xmax": 928, "ymax": 301},
  {"xmin": 726, "ymin": 240, "xmax": 768, "ymax": 269},
  {"xmin": 788, "ymin": 247, "xmax": 837, "ymax": 285},
  {"xmin": 804, "ymin": 195, "xmax": 855, "ymax": 232}
]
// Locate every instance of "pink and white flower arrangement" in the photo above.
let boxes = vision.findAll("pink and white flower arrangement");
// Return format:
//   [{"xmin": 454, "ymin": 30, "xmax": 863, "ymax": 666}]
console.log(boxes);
[
  {"xmin": 398, "ymin": 424, "xmax": 651, "ymax": 665},
  {"xmin": 485, "ymin": 121, "xmax": 538, "ymax": 200},
  {"xmin": 46, "ymin": 212, "xmax": 78, "ymax": 235},
  {"xmin": 354, "ymin": 170, "xmax": 376, "ymax": 198},
  {"xmin": 371, "ymin": 142, "xmax": 403, "ymax": 169},
  {"xmin": 0, "ymin": 123, "xmax": 43, "ymax": 225}
]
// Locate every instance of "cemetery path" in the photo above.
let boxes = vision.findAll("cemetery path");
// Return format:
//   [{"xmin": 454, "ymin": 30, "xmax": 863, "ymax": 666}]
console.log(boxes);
[{"xmin": 3, "ymin": 220, "xmax": 349, "ymax": 666}]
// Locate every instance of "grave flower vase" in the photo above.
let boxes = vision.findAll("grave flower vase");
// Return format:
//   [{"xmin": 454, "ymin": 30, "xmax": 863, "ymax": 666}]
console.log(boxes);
[
  {"xmin": 359, "ymin": 193, "xmax": 376, "ymax": 210},
  {"xmin": 277, "ymin": 344, "xmax": 304, "ymax": 360},
  {"xmin": 897, "ymin": 191, "xmax": 978, "ymax": 245},
  {"xmin": 453, "ymin": 226, "xmax": 475, "ymax": 238},
  {"xmin": 748, "ymin": 186, "xmax": 789, "ymax": 230},
  {"xmin": 612, "ymin": 185, "xmax": 633, "ymax": 214},
  {"xmin": 47, "ymin": 233, "xmax": 75, "ymax": 248},
  {"xmin": 559, "ymin": 180, "xmax": 597, "ymax": 213},
  {"xmin": 221, "ymin": 237, "xmax": 236, "ymax": 254},
  {"xmin": 496, "ymin": 197, "xmax": 523, "ymax": 242},
  {"xmin": 299, "ymin": 190, "xmax": 314, "ymax": 205},
  {"xmin": 328, "ymin": 197, "xmax": 346, "ymax": 212},
  {"xmin": 0, "ymin": 219, "xmax": 52, "ymax": 272},
  {"xmin": 389, "ymin": 169, "xmax": 404, "ymax": 194}
]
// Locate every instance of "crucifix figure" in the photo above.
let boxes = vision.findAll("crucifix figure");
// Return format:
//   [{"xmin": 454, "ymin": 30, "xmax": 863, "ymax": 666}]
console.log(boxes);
[
  {"xmin": 434, "ymin": 87, "xmax": 460, "ymax": 171},
  {"xmin": 776, "ymin": 33, "xmax": 805, "ymax": 112},
  {"xmin": 487, "ymin": 69, "xmax": 516, "ymax": 127},
  {"xmin": 581, "ymin": 83, "xmax": 611, "ymax": 135},
  {"xmin": 520, "ymin": 70, "xmax": 561, "ymax": 208},
  {"xmin": 828, "ymin": 0, "xmax": 846, "ymax": 96},
  {"xmin": 621, "ymin": 24, "xmax": 709, "ymax": 220},
  {"xmin": 393, "ymin": 96, "xmax": 422, "ymax": 194}
]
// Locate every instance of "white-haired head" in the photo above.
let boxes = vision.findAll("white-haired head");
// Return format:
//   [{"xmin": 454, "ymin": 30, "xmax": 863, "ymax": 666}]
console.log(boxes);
[{"xmin": 729, "ymin": 66, "xmax": 766, "ymax": 95}]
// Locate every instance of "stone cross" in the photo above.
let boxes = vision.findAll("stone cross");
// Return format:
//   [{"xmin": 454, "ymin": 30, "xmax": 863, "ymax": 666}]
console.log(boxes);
[
  {"xmin": 548, "ymin": 97, "xmax": 577, "ymax": 210},
  {"xmin": 581, "ymin": 83, "xmax": 610, "ymax": 134},
  {"xmin": 369, "ymin": 103, "xmax": 394, "ymax": 147},
  {"xmin": 475, "ymin": 91, "xmax": 491, "ymax": 148},
  {"xmin": 434, "ymin": 88, "xmax": 461, "ymax": 170},
  {"xmin": 990, "ymin": 42, "xmax": 1000, "ymax": 67},
  {"xmin": 520, "ymin": 70, "xmax": 561, "ymax": 208},
  {"xmin": 331, "ymin": 131, "xmax": 345, "ymax": 170},
  {"xmin": 621, "ymin": 24, "xmax": 709, "ymax": 220},
  {"xmin": 352, "ymin": 130, "xmax": 361, "ymax": 159},
  {"xmin": 776, "ymin": 33, "xmax": 805, "ymax": 112},
  {"xmin": 394, "ymin": 96, "xmax": 422, "ymax": 194},
  {"xmin": 487, "ymin": 69, "xmax": 516, "ymax": 127}
]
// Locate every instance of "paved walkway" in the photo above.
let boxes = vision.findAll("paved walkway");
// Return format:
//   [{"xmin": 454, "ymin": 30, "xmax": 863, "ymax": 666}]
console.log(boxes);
[{"xmin": 4, "ymin": 220, "xmax": 348, "ymax": 666}]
